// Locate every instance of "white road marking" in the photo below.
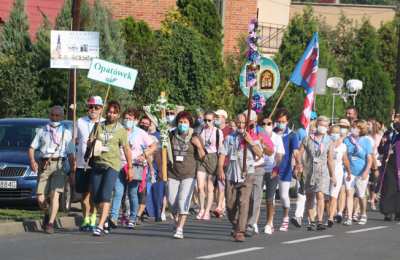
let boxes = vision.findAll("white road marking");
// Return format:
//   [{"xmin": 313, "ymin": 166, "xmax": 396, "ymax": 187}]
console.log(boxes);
[
  {"xmin": 346, "ymin": 226, "xmax": 388, "ymax": 234},
  {"xmin": 196, "ymin": 247, "xmax": 264, "ymax": 259},
  {"xmin": 281, "ymin": 235, "xmax": 334, "ymax": 245}
]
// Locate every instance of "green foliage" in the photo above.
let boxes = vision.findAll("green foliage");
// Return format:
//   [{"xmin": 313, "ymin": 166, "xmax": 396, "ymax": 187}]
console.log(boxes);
[
  {"xmin": 377, "ymin": 20, "xmax": 398, "ymax": 84},
  {"xmin": 271, "ymin": 7, "xmax": 341, "ymax": 124},
  {"xmin": 0, "ymin": 0, "xmax": 42, "ymax": 117},
  {"xmin": 342, "ymin": 21, "xmax": 394, "ymax": 122},
  {"xmin": 0, "ymin": 0, "xmax": 31, "ymax": 54}
]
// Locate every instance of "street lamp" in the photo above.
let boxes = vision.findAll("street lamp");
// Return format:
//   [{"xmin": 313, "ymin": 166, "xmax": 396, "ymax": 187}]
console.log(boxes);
[{"xmin": 327, "ymin": 77, "xmax": 363, "ymax": 123}]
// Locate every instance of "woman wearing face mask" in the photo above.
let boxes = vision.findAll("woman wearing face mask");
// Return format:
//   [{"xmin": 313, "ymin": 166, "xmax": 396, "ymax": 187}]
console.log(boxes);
[
  {"xmin": 343, "ymin": 120, "xmax": 373, "ymax": 226},
  {"xmin": 109, "ymin": 108, "xmax": 157, "ymax": 229},
  {"xmin": 196, "ymin": 111, "xmax": 224, "ymax": 220},
  {"xmin": 327, "ymin": 125, "xmax": 352, "ymax": 227},
  {"xmin": 334, "ymin": 119, "xmax": 351, "ymax": 223},
  {"xmin": 168, "ymin": 111, "xmax": 206, "ymax": 239},
  {"xmin": 298, "ymin": 116, "xmax": 335, "ymax": 231}
]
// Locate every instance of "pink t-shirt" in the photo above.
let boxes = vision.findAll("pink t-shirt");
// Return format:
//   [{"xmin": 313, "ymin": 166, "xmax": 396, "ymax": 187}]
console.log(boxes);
[
  {"xmin": 120, "ymin": 126, "xmax": 155, "ymax": 165},
  {"xmin": 200, "ymin": 126, "xmax": 224, "ymax": 154}
]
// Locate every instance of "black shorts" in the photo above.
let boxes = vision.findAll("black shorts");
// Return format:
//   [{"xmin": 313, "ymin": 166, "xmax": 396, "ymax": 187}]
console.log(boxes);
[
  {"xmin": 91, "ymin": 167, "xmax": 118, "ymax": 204},
  {"xmin": 75, "ymin": 168, "xmax": 92, "ymax": 194}
]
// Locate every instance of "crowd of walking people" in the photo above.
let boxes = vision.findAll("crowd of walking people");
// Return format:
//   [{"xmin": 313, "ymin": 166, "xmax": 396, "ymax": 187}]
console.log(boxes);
[{"xmin": 29, "ymin": 96, "xmax": 400, "ymax": 241}]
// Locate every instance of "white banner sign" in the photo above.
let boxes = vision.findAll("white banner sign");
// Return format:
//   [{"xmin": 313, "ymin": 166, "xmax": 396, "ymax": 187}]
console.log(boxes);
[
  {"xmin": 50, "ymin": 30, "xmax": 99, "ymax": 69},
  {"xmin": 87, "ymin": 58, "xmax": 138, "ymax": 90}
]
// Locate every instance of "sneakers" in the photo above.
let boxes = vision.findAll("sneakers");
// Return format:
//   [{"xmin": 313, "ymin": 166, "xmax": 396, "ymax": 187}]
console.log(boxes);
[
  {"xmin": 92, "ymin": 226, "xmax": 106, "ymax": 236},
  {"xmin": 307, "ymin": 222, "xmax": 316, "ymax": 231},
  {"xmin": 316, "ymin": 223, "xmax": 326, "ymax": 231},
  {"xmin": 334, "ymin": 214, "xmax": 343, "ymax": 223},
  {"xmin": 291, "ymin": 217, "xmax": 302, "ymax": 228},
  {"xmin": 245, "ymin": 225, "xmax": 254, "ymax": 237},
  {"xmin": 264, "ymin": 224, "xmax": 274, "ymax": 235},
  {"xmin": 173, "ymin": 228, "xmax": 184, "ymax": 239},
  {"xmin": 279, "ymin": 218, "xmax": 289, "ymax": 232},
  {"xmin": 352, "ymin": 214, "xmax": 360, "ymax": 222},
  {"xmin": 103, "ymin": 221, "xmax": 110, "ymax": 234},
  {"xmin": 44, "ymin": 223, "xmax": 55, "ymax": 234},
  {"xmin": 358, "ymin": 215, "xmax": 367, "ymax": 225},
  {"xmin": 161, "ymin": 212, "xmax": 167, "ymax": 222},
  {"xmin": 79, "ymin": 223, "xmax": 91, "ymax": 232},
  {"xmin": 253, "ymin": 224, "xmax": 259, "ymax": 234},
  {"xmin": 128, "ymin": 221, "xmax": 136, "ymax": 229},
  {"xmin": 343, "ymin": 219, "xmax": 352, "ymax": 226}
]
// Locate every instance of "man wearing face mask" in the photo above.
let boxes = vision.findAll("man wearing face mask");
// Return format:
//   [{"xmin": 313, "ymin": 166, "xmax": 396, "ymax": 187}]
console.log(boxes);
[
  {"xmin": 29, "ymin": 106, "xmax": 76, "ymax": 234},
  {"xmin": 110, "ymin": 108, "xmax": 156, "ymax": 229},
  {"xmin": 273, "ymin": 108, "xmax": 302, "ymax": 231},
  {"xmin": 218, "ymin": 113, "xmax": 274, "ymax": 242},
  {"xmin": 74, "ymin": 96, "xmax": 104, "ymax": 231}
]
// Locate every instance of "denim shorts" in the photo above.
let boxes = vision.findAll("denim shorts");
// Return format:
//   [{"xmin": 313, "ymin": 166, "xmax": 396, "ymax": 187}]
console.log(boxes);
[{"xmin": 91, "ymin": 166, "xmax": 118, "ymax": 204}]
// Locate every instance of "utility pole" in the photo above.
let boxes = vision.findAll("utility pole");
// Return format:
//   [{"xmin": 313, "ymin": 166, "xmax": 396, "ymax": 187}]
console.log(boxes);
[
  {"xmin": 395, "ymin": 3, "xmax": 400, "ymax": 113},
  {"xmin": 68, "ymin": 0, "xmax": 81, "ymax": 120}
]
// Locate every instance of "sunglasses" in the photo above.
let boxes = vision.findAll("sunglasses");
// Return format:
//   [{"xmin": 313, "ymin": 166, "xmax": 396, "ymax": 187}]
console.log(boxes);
[
  {"xmin": 204, "ymin": 119, "xmax": 213, "ymax": 122},
  {"xmin": 262, "ymin": 122, "xmax": 273, "ymax": 126},
  {"xmin": 88, "ymin": 105, "xmax": 102, "ymax": 110}
]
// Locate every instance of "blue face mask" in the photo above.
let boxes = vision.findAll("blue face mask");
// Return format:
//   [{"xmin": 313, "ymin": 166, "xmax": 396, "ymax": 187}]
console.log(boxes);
[
  {"xmin": 123, "ymin": 119, "xmax": 135, "ymax": 129},
  {"xmin": 276, "ymin": 122, "xmax": 287, "ymax": 130},
  {"xmin": 178, "ymin": 123, "xmax": 190, "ymax": 133},
  {"xmin": 214, "ymin": 119, "xmax": 221, "ymax": 128}
]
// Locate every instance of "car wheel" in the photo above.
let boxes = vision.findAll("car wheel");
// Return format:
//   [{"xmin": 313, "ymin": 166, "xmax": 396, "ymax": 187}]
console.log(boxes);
[{"xmin": 59, "ymin": 182, "xmax": 71, "ymax": 212}]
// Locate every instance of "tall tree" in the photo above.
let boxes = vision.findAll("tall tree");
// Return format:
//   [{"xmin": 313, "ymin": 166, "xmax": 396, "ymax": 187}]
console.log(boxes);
[
  {"xmin": 343, "ymin": 20, "xmax": 394, "ymax": 122},
  {"xmin": 271, "ymin": 7, "xmax": 340, "ymax": 123},
  {"xmin": 0, "ymin": 0, "xmax": 41, "ymax": 117}
]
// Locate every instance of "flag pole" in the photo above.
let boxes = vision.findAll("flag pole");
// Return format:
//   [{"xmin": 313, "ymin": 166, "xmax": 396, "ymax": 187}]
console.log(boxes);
[
  {"xmin": 269, "ymin": 81, "xmax": 291, "ymax": 119},
  {"xmin": 160, "ymin": 91, "xmax": 168, "ymax": 182}
]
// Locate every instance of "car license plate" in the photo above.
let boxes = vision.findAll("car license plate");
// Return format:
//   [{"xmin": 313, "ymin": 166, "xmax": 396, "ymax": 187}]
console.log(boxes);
[{"xmin": 0, "ymin": 180, "xmax": 17, "ymax": 189}]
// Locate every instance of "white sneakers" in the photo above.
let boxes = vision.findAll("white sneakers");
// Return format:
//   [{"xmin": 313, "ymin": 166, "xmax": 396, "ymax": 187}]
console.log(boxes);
[
  {"xmin": 253, "ymin": 224, "xmax": 259, "ymax": 234},
  {"xmin": 173, "ymin": 228, "xmax": 184, "ymax": 239},
  {"xmin": 264, "ymin": 224, "xmax": 274, "ymax": 235}
]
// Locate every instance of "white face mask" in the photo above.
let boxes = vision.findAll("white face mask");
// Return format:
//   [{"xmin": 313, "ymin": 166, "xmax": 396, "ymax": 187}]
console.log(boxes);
[
  {"xmin": 340, "ymin": 128, "xmax": 348, "ymax": 136},
  {"xmin": 351, "ymin": 127, "xmax": 360, "ymax": 137},
  {"xmin": 317, "ymin": 125, "xmax": 328, "ymax": 135},
  {"xmin": 50, "ymin": 121, "xmax": 61, "ymax": 127},
  {"xmin": 264, "ymin": 125, "xmax": 273, "ymax": 134},
  {"xmin": 331, "ymin": 133, "xmax": 340, "ymax": 141}
]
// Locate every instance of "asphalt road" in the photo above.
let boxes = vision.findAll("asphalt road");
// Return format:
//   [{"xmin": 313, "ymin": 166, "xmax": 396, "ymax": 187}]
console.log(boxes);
[{"xmin": 0, "ymin": 208, "xmax": 399, "ymax": 260}]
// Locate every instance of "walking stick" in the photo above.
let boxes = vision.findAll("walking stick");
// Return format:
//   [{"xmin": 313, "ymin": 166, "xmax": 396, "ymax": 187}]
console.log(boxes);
[{"xmin": 269, "ymin": 81, "xmax": 290, "ymax": 120}]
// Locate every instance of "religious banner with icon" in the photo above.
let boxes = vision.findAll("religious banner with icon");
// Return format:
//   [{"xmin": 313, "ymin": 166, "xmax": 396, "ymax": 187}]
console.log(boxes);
[{"xmin": 239, "ymin": 56, "xmax": 280, "ymax": 100}]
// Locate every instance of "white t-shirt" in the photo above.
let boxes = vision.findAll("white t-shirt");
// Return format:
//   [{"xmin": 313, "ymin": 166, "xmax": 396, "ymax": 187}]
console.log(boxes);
[
  {"xmin": 76, "ymin": 116, "xmax": 105, "ymax": 169},
  {"xmin": 264, "ymin": 132, "xmax": 285, "ymax": 172},
  {"xmin": 333, "ymin": 142, "xmax": 347, "ymax": 177}
]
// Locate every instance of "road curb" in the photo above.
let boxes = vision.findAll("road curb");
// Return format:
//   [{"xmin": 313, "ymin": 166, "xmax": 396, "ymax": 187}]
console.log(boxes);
[{"xmin": 0, "ymin": 215, "xmax": 82, "ymax": 236}]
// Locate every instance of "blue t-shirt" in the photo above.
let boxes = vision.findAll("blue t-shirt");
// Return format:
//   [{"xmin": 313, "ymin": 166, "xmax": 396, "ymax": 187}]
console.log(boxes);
[
  {"xmin": 344, "ymin": 136, "xmax": 373, "ymax": 176},
  {"xmin": 278, "ymin": 128, "xmax": 300, "ymax": 182},
  {"xmin": 296, "ymin": 127, "xmax": 307, "ymax": 143}
]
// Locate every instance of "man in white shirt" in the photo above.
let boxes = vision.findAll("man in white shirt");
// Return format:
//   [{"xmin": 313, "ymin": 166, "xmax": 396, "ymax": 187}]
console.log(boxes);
[
  {"xmin": 73, "ymin": 96, "xmax": 104, "ymax": 231},
  {"xmin": 28, "ymin": 106, "xmax": 76, "ymax": 234}
]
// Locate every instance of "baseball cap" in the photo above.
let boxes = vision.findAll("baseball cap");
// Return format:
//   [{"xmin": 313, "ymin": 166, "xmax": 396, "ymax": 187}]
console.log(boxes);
[
  {"xmin": 215, "ymin": 109, "xmax": 228, "ymax": 119},
  {"xmin": 87, "ymin": 96, "xmax": 103, "ymax": 106},
  {"xmin": 242, "ymin": 109, "xmax": 257, "ymax": 121}
]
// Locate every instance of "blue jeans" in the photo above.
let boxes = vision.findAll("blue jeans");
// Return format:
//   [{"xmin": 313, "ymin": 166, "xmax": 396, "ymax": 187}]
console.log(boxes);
[{"xmin": 110, "ymin": 170, "xmax": 140, "ymax": 222}]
